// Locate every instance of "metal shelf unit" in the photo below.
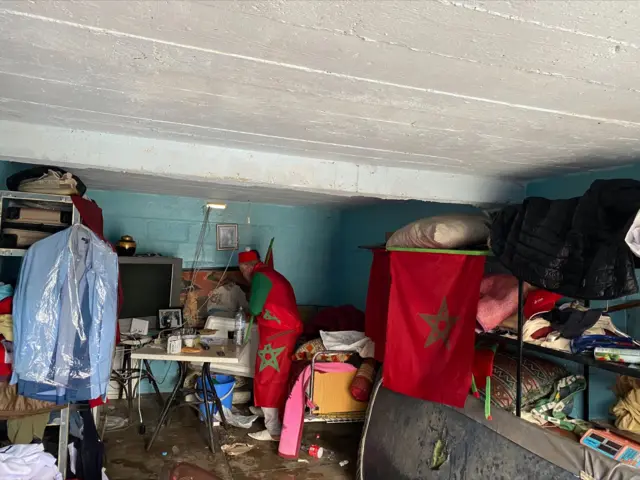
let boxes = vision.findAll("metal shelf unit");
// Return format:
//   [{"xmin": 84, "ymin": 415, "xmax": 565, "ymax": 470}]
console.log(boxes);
[{"xmin": 479, "ymin": 281, "xmax": 637, "ymax": 421}]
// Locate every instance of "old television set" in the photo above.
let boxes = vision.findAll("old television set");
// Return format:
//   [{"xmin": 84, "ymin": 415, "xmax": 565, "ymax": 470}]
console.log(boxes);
[{"xmin": 118, "ymin": 256, "xmax": 183, "ymax": 330}]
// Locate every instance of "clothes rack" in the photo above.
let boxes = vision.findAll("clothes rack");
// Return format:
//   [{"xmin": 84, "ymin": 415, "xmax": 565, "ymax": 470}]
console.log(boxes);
[{"xmin": 515, "ymin": 280, "xmax": 524, "ymax": 418}]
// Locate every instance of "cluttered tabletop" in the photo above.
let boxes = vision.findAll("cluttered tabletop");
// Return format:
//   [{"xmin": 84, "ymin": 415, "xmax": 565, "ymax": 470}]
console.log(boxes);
[{"xmin": 131, "ymin": 338, "xmax": 245, "ymax": 364}]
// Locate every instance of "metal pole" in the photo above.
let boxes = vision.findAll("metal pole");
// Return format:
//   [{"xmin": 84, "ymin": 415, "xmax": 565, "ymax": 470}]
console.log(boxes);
[
  {"xmin": 200, "ymin": 364, "xmax": 216, "ymax": 453},
  {"xmin": 57, "ymin": 405, "xmax": 70, "ymax": 479},
  {"xmin": 583, "ymin": 365, "xmax": 590, "ymax": 420},
  {"xmin": 146, "ymin": 362, "xmax": 186, "ymax": 451},
  {"xmin": 583, "ymin": 300, "xmax": 591, "ymax": 420},
  {"xmin": 516, "ymin": 280, "xmax": 524, "ymax": 418}
]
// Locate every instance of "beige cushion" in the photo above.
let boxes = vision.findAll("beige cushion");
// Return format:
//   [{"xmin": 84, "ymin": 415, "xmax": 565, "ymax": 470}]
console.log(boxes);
[{"xmin": 386, "ymin": 214, "xmax": 489, "ymax": 249}]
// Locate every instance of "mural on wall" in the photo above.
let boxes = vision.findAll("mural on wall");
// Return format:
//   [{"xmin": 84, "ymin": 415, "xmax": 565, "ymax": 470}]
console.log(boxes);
[{"xmin": 181, "ymin": 268, "xmax": 249, "ymax": 323}]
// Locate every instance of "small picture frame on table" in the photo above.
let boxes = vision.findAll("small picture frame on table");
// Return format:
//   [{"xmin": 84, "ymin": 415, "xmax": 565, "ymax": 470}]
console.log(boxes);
[
  {"xmin": 158, "ymin": 308, "xmax": 183, "ymax": 329},
  {"xmin": 216, "ymin": 224, "xmax": 239, "ymax": 251}
]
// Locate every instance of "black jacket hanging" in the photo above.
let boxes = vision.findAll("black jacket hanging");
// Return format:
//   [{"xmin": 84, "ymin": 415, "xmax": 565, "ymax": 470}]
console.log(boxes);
[{"xmin": 490, "ymin": 179, "xmax": 640, "ymax": 300}]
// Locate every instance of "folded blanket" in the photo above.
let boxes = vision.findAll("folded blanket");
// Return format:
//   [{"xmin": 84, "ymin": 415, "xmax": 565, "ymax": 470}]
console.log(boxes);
[{"xmin": 476, "ymin": 275, "xmax": 522, "ymax": 332}]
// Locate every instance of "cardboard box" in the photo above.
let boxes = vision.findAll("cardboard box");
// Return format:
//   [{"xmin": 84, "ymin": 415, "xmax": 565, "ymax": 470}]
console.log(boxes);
[{"xmin": 313, "ymin": 371, "xmax": 368, "ymax": 414}]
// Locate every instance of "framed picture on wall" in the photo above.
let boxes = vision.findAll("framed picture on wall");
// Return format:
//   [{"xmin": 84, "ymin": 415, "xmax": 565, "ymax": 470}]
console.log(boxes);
[{"xmin": 216, "ymin": 224, "xmax": 238, "ymax": 251}]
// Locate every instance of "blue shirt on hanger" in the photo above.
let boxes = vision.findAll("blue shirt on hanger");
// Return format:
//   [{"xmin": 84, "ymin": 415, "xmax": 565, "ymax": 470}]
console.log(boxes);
[{"xmin": 12, "ymin": 224, "xmax": 118, "ymax": 399}]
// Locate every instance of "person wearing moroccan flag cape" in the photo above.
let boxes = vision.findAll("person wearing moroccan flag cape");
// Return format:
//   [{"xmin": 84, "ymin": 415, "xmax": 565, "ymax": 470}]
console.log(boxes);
[{"xmin": 239, "ymin": 247, "xmax": 302, "ymax": 441}]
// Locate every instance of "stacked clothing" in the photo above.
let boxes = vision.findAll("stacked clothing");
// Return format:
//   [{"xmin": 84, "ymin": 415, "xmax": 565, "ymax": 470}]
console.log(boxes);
[
  {"xmin": 6, "ymin": 166, "xmax": 86, "ymax": 196},
  {"xmin": 12, "ymin": 225, "xmax": 118, "ymax": 403},
  {"xmin": 509, "ymin": 306, "xmax": 631, "ymax": 354},
  {"xmin": 476, "ymin": 274, "xmax": 562, "ymax": 333},
  {"xmin": 0, "ymin": 284, "xmax": 61, "ymax": 445},
  {"xmin": 0, "ymin": 444, "xmax": 61, "ymax": 480},
  {"xmin": 482, "ymin": 286, "xmax": 635, "ymax": 356}
]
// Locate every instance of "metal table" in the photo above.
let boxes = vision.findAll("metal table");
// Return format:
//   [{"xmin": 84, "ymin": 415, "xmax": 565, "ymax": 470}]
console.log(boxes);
[{"xmin": 132, "ymin": 340, "xmax": 247, "ymax": 452}]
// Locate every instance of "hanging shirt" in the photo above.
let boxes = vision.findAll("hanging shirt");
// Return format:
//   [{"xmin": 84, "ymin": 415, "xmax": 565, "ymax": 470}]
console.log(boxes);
[{"xmin": 12, "ymin": 225, "xmax": 118, "ymax": 399}]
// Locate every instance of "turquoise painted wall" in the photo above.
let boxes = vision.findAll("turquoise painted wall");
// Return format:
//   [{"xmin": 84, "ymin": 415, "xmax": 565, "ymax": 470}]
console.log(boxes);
[
  {"xmin": 333, "ymin": 200, "xmax": 481, "ymax": 309},
  {"xmin": 0, "ymin": 161, "xmax": 31, "ymax": 187},
  {"xmin": 527, "ymin": 163, "xmax": 640, "ymax": 199},
  {"xmin": 525, "ymin": 163, "xmax": 640, "ymax": 421},
  {"xmin": 89, "ymin": 190, "xmax": 339, "ymax": 306}
]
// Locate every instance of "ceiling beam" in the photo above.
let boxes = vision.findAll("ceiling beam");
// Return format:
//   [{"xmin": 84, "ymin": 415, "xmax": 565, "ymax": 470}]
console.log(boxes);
[{"xmin": 0, "ymin": 120, "xmax": 524, "ymax": 206}]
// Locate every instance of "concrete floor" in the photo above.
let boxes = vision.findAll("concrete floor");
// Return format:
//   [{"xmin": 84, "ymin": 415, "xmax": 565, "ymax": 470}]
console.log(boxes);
[{"xmin": 102, "ymin": 399, "xmax": 362, "ymax": 480}]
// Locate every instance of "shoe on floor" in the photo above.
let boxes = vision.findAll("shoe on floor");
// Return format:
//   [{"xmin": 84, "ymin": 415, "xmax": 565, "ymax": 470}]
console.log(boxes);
[
  {"xmin": 249, "ymin": 406, "xmax": 264, "ymax": 417},
  {"xmin": 248, "ymin": 429, "xmax": 280, "ymax": 441}
]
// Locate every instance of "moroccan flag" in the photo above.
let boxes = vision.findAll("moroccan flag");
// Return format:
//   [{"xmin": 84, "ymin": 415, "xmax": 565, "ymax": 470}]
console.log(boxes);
[
  {"xmin": 365, "ymin": 248, "xmax": 391, "ymax": 362},
  {"xmin": 383, "ymin": 251, "xmax": 485, "ymax": 408}
]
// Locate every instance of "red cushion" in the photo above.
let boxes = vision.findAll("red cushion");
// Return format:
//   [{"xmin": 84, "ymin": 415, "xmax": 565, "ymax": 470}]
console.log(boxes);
[
  {"xmin": 350, "ymin": 359, "xmax": 377, "ymax": 402},
  {"xmin": 0, "ymin": 296, "xmax": 12, "ymax": 315}
]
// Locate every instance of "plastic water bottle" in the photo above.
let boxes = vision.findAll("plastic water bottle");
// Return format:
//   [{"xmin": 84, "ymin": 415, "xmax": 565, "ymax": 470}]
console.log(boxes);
[{"xmin": 234, "ymin": 307, "xmax": 246, "ymax": 346}]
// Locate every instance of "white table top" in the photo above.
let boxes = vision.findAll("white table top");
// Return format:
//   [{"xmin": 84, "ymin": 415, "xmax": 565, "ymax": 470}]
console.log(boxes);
[{"xmin": 131, "ymin": 340, "xmax": 244, "ymax": 364}]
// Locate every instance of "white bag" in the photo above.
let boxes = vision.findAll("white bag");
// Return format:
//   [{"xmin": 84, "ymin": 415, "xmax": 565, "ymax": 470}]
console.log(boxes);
[{"xmin": 626, "ymin": 210, "xmax": 640, "ymax": 257}]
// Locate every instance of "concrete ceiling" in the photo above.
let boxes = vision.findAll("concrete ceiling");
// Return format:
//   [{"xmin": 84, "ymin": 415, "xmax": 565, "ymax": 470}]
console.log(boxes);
[{"xmin": 1, "ymin": 1, "xmax": 639, "ymax": 205}]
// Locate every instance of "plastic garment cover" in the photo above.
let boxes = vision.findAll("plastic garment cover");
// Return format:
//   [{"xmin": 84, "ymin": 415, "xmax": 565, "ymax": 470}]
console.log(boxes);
[{"xmin": 12, "ymin": 225, "xmax": 118, "ymax": 399}]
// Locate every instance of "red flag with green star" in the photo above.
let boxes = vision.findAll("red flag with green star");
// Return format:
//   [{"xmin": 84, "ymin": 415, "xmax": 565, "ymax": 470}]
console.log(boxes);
[{"xmin": 383, "ymin": 251, "xmax": 485, "ymax": 408}]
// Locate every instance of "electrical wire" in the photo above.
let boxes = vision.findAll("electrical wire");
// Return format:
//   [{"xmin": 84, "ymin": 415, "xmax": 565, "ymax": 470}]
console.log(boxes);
[
  {"xmin": 184, "ymin": 206, "xmax": 213, "ymax": 325},
  {"xmin": 190, "ymin": 206, "xmax": 211, "ymax": 280},
  {"xmin": 138, "ymin": 361, "xmax": 143, "ymax": 424},
  {"xmin": 186, "ymin": 203, "xmax": 239, "ymax": 318},
  {"xmin": 151, "ymin": 361, "xmax": 174, "ymax": 386}
]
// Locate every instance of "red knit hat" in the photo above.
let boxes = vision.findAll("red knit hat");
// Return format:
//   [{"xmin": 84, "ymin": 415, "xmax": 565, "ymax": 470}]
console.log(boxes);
[
  {"xmin": 524, "ymin": 289, "xmax": 562, "ymax": 319},
  {"xmin": 238, "ymin": 249, "xmax": 259, "ymax": 264}
]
